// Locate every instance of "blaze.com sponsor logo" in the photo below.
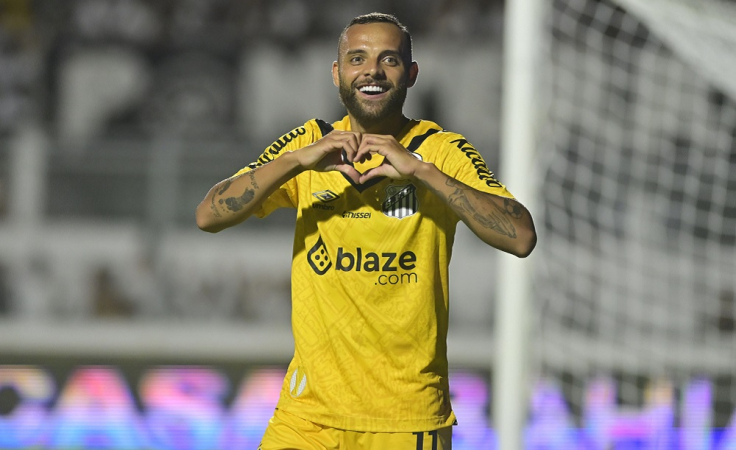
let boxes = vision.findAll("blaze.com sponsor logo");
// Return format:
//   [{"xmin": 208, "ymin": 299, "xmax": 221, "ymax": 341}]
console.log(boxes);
[{"xmin": 307, "ymin": 238, "xmax": 418, "ymax": 285}]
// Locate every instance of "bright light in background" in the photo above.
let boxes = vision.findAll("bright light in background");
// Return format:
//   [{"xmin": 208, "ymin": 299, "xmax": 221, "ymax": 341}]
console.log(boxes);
[{"xmin": 0, "ymin": 366, "xmax": 734, "ymax": 449}]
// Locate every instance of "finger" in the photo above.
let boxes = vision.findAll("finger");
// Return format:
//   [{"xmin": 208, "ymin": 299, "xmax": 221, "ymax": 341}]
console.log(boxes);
[
  {"xmin": 331, "ymin": 133, "xmax": 358, "ymax": 163},
  {"xmin": 350, "ymin": 131, "xmax": 363, "ymax": 144},
  {"xmin": 336, "ymin": 131, "xmax": 362, "ymax": 159},
  {"xmin": 355, "ymin": 141, "xmax": 381, "ymax": 163},
  {"xmin": 343, "ymin": 134, "xmax": 360, "ymax": 162},
  {"xmin": 358, "ymin": 164, "xmax": 397, "ymax": 184},
  {"xmin": 361, "ymin": 134, "xmax": 392, "ymax": 148},
  {"xmin": 357, "ymin": 134, "xmax": 396, "ymax": 156},
  {"xmin": 336, "ymin": 165, "xmax": 362, "ymax": 185},
  {"xmin": 320, "ymin": 134, "xmax": 355, "ymax": 163}
]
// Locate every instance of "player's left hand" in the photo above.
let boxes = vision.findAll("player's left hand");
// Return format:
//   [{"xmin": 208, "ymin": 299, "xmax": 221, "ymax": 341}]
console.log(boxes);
[{"xmin": 355, "ymin": 134, "xmax": 423, "ymax": 183}]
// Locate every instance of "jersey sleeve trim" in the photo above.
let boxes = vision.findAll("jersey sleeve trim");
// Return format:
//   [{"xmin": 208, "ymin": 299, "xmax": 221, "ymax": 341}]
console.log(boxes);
[
  {"xmin": 433, "ymin": 131, "xmax": 515, "ymax": 199},
  {"xmin": 406, "ymin": 128, "xmax": 441, "ymax": 152},
  {"xmin": 314, "ymin": 118, "xmax": 334, "ymax": 137}
]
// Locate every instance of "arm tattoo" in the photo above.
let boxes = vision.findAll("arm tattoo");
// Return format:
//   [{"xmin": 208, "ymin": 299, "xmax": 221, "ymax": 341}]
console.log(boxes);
[
  {"xmin": 219, "ymin": 188, "xmax": 255, "ymax": 212},
  {"xmin": 210, "ymin": 170, "xmax": 260, "ymax": 215},
  {"xmin": 210, "ymin": 196, "xmax": 222, "ymax": 217},
  {"xmin": 249, "ymin": 171, "xmax": 259, "ymax": 190},
  {"xmin": 209, "ymin": 179, "xmax": 233, "ymax": 217},
  {"xmin": 444, "ymin": 179, "xmax": 518, "ymax": 238},
  {"xmin": 217, "ymin": 179, "xmax": 232, "ymax": 195}
]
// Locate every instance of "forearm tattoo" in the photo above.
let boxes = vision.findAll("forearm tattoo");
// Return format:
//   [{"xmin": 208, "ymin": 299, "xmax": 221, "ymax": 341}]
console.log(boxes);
[
  {"xmin": 248, "ymin": 171, "xmax": 259, "ymax": 190},
  {"xmin": 209, "ymin": 179, "xmax": 231, "ymax": 217},
  {"xmin": 210, "ymin": 170, "xmax": 260, "ymax": 216},
  {"xmin": 444, "ymin": 179, "xmax": 519, "ymax": 238}
]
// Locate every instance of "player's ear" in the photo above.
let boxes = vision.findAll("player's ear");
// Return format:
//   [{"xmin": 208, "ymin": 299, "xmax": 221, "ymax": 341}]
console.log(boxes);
[
  {"xmin": 407, "ymin": 61, "xmax": 419, "ymax": 88},
  {"xmin": 332, "ymin": 61, "xmax": 339, "ymax": 87}
]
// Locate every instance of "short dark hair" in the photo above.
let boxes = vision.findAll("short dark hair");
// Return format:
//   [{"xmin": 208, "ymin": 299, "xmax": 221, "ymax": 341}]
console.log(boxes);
[{"xmin": 338, "ymin": 13, "xmax": 413, "ymax": 64}]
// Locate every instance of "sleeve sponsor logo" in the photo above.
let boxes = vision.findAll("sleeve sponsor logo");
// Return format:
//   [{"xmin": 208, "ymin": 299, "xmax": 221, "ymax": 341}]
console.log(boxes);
[
  {"xmin": 381, "ymin": 184, "xmax": 418, "ymax": 219},
  {"xmin": 450, "ymin": 138, "xmax": 503, "ymax": 188},
  {"xmin": 247, "ymin": 127, "xmax": 307, "ymax": 169}
]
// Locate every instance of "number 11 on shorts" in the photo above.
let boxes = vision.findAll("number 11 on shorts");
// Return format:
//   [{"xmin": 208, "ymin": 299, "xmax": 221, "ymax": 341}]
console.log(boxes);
[{"xmin": 413, "ymin": 430, "xmax": 438, "ymax": 450}]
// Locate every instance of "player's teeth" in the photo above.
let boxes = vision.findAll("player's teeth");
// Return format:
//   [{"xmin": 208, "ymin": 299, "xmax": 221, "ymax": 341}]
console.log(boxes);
[{"xmin": 360, "ymin": 86, "xmax": 383, "ymax": 93}]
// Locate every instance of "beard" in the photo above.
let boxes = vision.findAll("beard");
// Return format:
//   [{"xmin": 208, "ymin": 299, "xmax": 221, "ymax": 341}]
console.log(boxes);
[{"xmin": 338, "ymin": 76, "xmax": 408, "ymax": 126}]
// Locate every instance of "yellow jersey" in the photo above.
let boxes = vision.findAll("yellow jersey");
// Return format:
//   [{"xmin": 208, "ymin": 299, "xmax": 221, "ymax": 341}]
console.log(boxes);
[{"xmin": 233, "ymin": 116, "xmax": 514, "ymax": 432}]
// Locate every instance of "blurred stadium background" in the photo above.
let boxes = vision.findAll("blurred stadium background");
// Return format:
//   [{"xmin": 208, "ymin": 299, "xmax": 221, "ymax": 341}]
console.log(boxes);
[{"xmin": 0, "ymin": 0, "xmax": 734, "ymax": 448}]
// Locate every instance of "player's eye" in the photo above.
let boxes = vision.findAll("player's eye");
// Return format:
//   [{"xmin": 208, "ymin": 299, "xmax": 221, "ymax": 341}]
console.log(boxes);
[
  {"xmin": 383, "ymin": 56, "xmax": 399, "ymax": 66},
  {"xmin": 350, "ymin": 56, "xmax": 364, "ymax": 64}
]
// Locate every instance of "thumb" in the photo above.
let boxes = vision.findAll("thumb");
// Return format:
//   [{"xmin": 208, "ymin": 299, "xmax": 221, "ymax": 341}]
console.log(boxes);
[{"xmin": 337, "ymin": 165, "xmax": 363, "ymax": 185}]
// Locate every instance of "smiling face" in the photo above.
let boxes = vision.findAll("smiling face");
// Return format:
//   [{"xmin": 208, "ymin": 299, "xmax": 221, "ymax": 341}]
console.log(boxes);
[{"xmin": 333, "ymin": 22, "xmax": 418, "ymax": 131}]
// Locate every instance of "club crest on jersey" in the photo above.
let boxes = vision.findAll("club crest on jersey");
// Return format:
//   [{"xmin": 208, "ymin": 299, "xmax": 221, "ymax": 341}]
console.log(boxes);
[{"xmin": 382, "ymin": 184, "xmax": 418, "ymax": 219}]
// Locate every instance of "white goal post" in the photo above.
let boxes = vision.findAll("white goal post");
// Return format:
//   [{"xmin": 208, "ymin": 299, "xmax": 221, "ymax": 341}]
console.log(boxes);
[
  {"xmin": 496, "ymin": 0, "xmax": 736, "ymax": 448},
  {"xmin": 495, "ymin": 0, "xmax": 545, "ymax": 449}
]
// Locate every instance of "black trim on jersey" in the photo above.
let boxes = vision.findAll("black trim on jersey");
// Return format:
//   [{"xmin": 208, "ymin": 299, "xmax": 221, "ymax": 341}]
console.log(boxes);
[
  {"xmin": 345, "ymin": 164, "xmax": 386, "ymax": 192},
  {"xmin": 314, "ymin": 118, "xmax": 385, "ymax": 192},
  {"xmin": 315, "ymin": 118, "xmax": 334, "ymax": 138},
  {"xmin": 313, "ymin": 119, "xmax": 441, "ymax": 193},
  {"xmin": 406, "ymin": 128, "xmax": 441, "ymax": 152}
]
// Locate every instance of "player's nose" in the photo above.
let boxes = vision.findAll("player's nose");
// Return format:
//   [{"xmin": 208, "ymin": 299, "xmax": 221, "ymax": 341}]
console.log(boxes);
[{"xmin": 364, "ymin": 59, "xmax": 385, "ymax": 78}]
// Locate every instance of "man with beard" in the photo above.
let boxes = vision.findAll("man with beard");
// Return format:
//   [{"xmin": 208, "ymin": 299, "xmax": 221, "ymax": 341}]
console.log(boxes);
[{"xmin": 196, "ymin": 12, "xmax": 536, "ymax": 450}]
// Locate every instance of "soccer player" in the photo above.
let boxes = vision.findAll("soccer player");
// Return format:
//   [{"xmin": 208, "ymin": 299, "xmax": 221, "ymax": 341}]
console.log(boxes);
[{"xmin": 196, "ymin": 12, "xmax": 536, "ymax": 450}]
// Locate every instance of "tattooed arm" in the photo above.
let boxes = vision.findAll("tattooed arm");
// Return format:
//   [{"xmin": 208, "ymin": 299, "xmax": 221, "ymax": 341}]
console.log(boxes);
[
  {"xmin": 416, "ymin": 164, "xmax": 537, "ymax": 258},
  {"xmin": 353, "ymin": 134, "xmax": 536, "ymax": 257},
  {"xmin": 196, "ymin": 131, "xmax": 363, "ymax": 233},
  {"xmin": 195, "ymin": 153, "xmax": 301, "ymax": 233}
]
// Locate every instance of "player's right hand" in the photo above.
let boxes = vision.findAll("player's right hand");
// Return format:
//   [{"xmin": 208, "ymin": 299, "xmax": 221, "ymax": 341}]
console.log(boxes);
[{"xmin": 295, "ymin": 131, "xmax": 363, "ymax": 184}]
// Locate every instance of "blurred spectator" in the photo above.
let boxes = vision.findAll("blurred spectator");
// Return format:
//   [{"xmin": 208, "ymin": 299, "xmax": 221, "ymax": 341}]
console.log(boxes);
[
  {"xmin": 2, "ymin": 0, "xmax": 507, "ymax": 325},
  {"xmin": 56, "ymin": 46, "xmax": 150, "ymax": 143},
  {"xmin": 12, "ymin": 255, "xmax": 62, "ymax": 319},
  {"xmin": 116, "ymin": 253, "xmax": 167, "ymax": 318},
  {"xmin": 168, "ymin": 0, "xmax": 226, "ymax": 42},
  {"xmin": 91, "ymin": 264, "xmax": 135, "ymax": 318},
  {"xmin": 0, "ymin": 0, "xmax": 33, "ymax": 32},
  {"xmin": 72, "ymin": 0, "xmax": 160, "ymax": 45},
  {"xmin": 264, "ymin": 0, "xmax": 310, "ymax": 49},
  {"xmin": 141, "ymin": 52, "xmax": 236, "ymax": 136},
  {"xmin": 238, "ymin": 271, "xmax": 290, "ymax": 323},
  {"xmin": 165, "ymin": 263, "xmax": 240, "ymax": 320},
  {"xmin": 431, "ymin": 0, "xmax": 503, "ymax": 39},
  {"xmin": 0, "ymin": 0, "xmax": 39, "ymax": 134},
  {"xmin": 47, "ymin": 0, "xmax": 502, "ymax": 144},
  {"xmin": 235, "ymin": 0, "xmax": 268, "ymax": 42},
  {"xmin": 0, "ymin": 29, "xmax": 38, "ymax": 135}
]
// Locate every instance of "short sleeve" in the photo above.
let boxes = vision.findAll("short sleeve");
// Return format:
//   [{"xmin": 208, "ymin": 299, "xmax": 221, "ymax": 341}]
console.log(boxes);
[
  {"xmin": 230, "ymin": 122, "xmax": 316, "ymax": 218},
  {"xmin": 434, "ymin": 133, "xmax": 515, "ymax": 199}
]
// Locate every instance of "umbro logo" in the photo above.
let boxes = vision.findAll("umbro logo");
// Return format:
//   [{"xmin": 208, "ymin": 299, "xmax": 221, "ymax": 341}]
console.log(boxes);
[{"xmin": 312, "ymin": 190, "xmax": 340, "ymax": 203}]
